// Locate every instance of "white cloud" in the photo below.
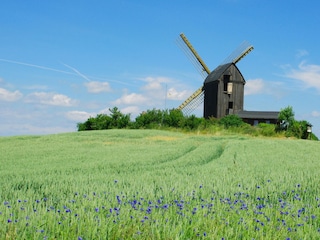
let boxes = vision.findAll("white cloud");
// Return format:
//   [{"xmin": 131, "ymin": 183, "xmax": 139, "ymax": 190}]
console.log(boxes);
[
  {"xmin": 311, "ymin": 111, "xmax": 320, "ymax": 117},
  {"xmin": 296, "ymin": 49, "xmax": 309, "ymax": 58},
  {"xmin": 142, "ymin": 81, "xmax": 162, "ymax": 91},
  {"xmin": 113, "ymin": 92, "xmax": 147, "ymax": 105},
  {"xmin": 0, "ymin": 123, "xmax": 74, "ymax": 136},
  {"xmin": 167, "ymin": 87, "xmax": 189, "ymax": 100},
  {"xmin": 244, "ymin": 79, "xmax": 265, "ymax": 96},
  {"xmin": 84, "ymin": 81, "xmax": 111, "ymax": 93},
  {"xmin": 121, "ymin": 106, "xmax": 140, "ymax": 116},
  {"xmin": 0, "ymin": 88, "xmax": 23, "ymax": 102},
  {"xmin": 25, "ymin": 85, "xmax": 48, "ymax": 90},
  {"xmin": 285, "ymin": 61, "xmax": 320, "ymax": 92},
  {"xmin": 25, "ymin": 92, "xmax": 77, "ymax": 106},
  {"xmin": 65, "ymin": 110, "xmax": 93, "ymax": 121},
  {"xmin": 140, "ymin": 76, "xmax": 174, "ymax": 91}
]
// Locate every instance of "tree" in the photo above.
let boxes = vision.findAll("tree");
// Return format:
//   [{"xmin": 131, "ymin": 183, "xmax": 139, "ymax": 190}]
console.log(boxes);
[
  {"xmin": 163, "ymin": 109, "xmax": 184, "ymax": 128},
  {"xmin": 278, "ymin": 106, "xmax": 295, "ymax": 130},
  {"xmin": 109, "ymin": 107, "xmax": 130, "ymax": 128},
  {"xmin": 135, "ymin": 109, "xmax": 163, "ymax": 128}
]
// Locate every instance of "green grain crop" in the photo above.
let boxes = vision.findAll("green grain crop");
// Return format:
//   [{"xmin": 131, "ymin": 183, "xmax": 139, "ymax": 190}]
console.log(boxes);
[{"xmin": 1, "ymin": 129, "xmax": 319, "ymax": 239}]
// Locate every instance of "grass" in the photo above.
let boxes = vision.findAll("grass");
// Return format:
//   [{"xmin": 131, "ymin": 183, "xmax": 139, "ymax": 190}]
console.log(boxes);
[{"xmin": 1, "ymin": 129, "xmax": 320, "ymax": 239}]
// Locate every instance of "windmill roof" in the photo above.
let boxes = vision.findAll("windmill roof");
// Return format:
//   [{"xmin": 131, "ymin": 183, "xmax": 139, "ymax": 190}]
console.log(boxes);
[
  {"xmin": 236, "ymin": 110, "xmax": 279, "ymax": 119},
  {"xmin": 204, "ymin": 62, "xmax": 241, "ymax": 84}
]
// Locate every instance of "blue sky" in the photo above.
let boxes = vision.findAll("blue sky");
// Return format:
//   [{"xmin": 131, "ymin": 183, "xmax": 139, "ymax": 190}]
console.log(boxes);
[{"xmin": 1, "ymin": 0, "xmax": 320, "ymax": 137}]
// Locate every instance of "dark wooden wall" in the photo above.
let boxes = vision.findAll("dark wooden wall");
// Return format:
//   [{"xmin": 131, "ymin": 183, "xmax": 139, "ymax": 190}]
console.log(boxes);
[{"xmin": 204, "ymin": 64, "xmax": 245, "ymax": 119}]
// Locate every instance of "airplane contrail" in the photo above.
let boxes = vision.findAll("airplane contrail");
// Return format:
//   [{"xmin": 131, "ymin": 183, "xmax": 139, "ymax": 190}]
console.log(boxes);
[
  {"xmin": 0, "ymin": 58, "xmax": 74, "ymax": 75},
  {"xmin": 62, "ymin": 63, "xmax": 92, "ymax": 82},
  {"xmin": 0, "ymin": 58, "xmax": 137, "ymax": 87}
]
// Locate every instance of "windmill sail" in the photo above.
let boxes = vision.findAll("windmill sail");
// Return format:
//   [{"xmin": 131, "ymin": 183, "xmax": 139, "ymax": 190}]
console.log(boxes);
[
  {"xmin": 176, "ymin": 33, "xmax": 211, "ymax": 79},
  {"xmin": 176, "ymin": 34, "xmax": 253, "ymax": 116},
  {"xmin": 222, "ymin": 41, "xmax": 254, "ymax": 64},
  {"xmin": 176, "ymin": 33, "xmax": 210, "ymax": 114},
  {"xmin": 177, "ymin": 86, "xmax": 203, "ymax": 112}
]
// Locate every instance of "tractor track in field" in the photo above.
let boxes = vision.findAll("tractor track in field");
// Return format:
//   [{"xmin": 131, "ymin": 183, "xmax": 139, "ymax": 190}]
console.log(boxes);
[{"xmin": 157, "ymin": 141, "xmax": 227, "ymax": 169}]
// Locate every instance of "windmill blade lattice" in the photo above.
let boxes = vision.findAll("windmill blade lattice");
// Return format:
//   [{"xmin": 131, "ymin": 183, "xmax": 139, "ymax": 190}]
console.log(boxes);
[
  {"xmin": 222, "ymin": 41, "xmax": 254, "ymax": 64},
  {"xmin": 177, "ymin": 86, "xmax": 203, "ymax": 112},
  {"xmin": 180, "ymin": 90, "xmax": 204, "ymax": 116},
  {"xmin": 176, "ymin": 33, "xmax": 211, "ymax": 79}
]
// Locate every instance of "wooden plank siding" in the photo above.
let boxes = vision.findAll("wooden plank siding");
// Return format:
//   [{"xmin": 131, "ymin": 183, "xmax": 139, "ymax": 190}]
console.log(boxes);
[{"xmin": 204, "ymin": 63, "xmax": 245, "ymax": 118}]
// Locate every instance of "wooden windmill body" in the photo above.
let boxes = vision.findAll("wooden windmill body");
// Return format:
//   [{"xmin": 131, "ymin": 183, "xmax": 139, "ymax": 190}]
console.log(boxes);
[{"xmin": 177, "ymin": 33, "xmax": 253, "ymax": 119}]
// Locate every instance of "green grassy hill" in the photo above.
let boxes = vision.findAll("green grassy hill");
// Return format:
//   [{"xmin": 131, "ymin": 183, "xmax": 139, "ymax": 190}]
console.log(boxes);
[{"xmin": 1, "ymin": 130, "xmax": 320, "ymax": 239}]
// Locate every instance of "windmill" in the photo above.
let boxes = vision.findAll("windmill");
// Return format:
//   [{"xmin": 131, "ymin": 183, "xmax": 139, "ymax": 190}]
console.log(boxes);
[{"xmin": 176, "ymin": 33, "xmax": 254, "ymax": 119}]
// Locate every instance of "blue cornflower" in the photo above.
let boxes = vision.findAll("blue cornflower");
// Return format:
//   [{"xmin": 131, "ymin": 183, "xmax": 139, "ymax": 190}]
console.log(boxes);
[
  {"xmin": 7, "ymin": 219, "xmax": 12, "ymax": 223},
  {"xmin": 95, "ymin": 208, "xmax": 99, "ymax": 212},
  {"xmin": 146, "ymin": 207, "xmax": 152, "ymax": 214},
  {"xmin": 78, "ymin": 237, "xmax": 83, "ymax": 240}
]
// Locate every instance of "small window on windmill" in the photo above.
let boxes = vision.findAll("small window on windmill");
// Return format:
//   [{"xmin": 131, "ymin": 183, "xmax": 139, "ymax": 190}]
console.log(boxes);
[
  {"xmin": 223, "ymin": 75, "xmax": 230, "ymax": 92},
  {"xmin": 228, "ymin": 101, "xmax": 233, "ymax": 109},
  {"xmin": 227, "ymin": 82, "xmax": 233, "ymax": 94},
  {"xmin": 228, "ymin": 102, "xmax": 234, "ymax": 114}
]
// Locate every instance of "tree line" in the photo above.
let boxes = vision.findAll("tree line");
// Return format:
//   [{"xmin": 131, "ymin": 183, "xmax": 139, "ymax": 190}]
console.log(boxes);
[{"xmin": 77, "ymin": 106, "xmax": 318, "ymax": 140}]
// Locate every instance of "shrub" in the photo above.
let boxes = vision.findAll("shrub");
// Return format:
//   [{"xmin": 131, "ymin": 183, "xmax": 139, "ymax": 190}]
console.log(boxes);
[
  {"xmin": 77, "ymin": 107, "xmax": 130, "ymax": 131},
  {"xmin": 181, "ymin": 115, "xmax": 204, "ymax": 130},
  {"xmin": 163, "ymin": 109, "xmax": 184, "ymax": 128},
  {"xmin": 135, "ymin": 109, "xmax": 164, "ymax": 128},
  {"xmin": 258, "ymin": 123, "xmax": 276, "ymax": 137},
  {"xmin": 219, "ymin": 115, "xmax": 244, "ymax": 129}
]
